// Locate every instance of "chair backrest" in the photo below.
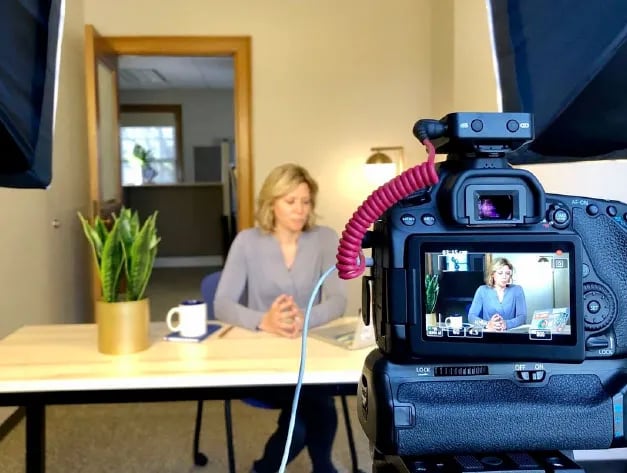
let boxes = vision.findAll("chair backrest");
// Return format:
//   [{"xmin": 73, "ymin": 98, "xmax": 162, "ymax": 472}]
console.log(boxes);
[{"xmin": 200, "ymin": 271, "xmax": 222, "ymax": 320}]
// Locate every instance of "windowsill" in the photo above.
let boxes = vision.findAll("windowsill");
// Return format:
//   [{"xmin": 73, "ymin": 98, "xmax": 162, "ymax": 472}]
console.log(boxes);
[{"xmin": 123, "ymin": 181, "xmax": 223, "ymax": 188}]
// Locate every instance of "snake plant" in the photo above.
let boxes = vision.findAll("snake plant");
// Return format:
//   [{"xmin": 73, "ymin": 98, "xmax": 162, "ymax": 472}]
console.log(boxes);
[
  {"xmin": 78, "ymin": 208, "xmax": 160, "ymax": 303},
  {"xmin": 425, "ymin": 273, "xmax": 440, "ymax": 314}
]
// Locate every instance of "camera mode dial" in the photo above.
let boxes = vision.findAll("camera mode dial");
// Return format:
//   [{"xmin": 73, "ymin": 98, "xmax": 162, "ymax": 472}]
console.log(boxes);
[
  {"xmin": 546, "ymin": 205, "xmax": 571, "ymax": 229},
  {"xmin": 582, "ymin": 282, "xmax": 616, "ymax": 332}
]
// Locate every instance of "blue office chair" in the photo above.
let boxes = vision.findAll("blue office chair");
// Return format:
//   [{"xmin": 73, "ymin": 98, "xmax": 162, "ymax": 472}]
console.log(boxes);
[{"xmin": 193, "ymin": 271, "xmax": 364, "ymax": 473}]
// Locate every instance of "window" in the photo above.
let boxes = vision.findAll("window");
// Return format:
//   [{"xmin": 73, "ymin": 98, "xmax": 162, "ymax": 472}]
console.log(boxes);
[{"xmin": 119, "ymin": 105, "xmax": 183, "ymax": 185}]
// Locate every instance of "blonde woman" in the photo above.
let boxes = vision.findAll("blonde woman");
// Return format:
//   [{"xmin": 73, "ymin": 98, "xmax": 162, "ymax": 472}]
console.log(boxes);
[
  {"xmin": 467, "ymin": 257, "xmax": 527, "ymax": 331},
  {"xmin": 215, "ymin": 163, "xmax": 346, "ymax": 473}
]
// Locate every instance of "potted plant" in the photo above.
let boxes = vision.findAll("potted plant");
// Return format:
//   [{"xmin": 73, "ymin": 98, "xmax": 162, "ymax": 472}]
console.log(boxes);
[
  {"xmin": 78, "ymin": 208, "xmax": 160, "ymax": 354},
  {"xmin": 424, "ymin": 274, "xmax": 440, "ymax": 326},
  {"xmin": 132, "ymin": 143, "xmax": 158, "ymax": 183}
]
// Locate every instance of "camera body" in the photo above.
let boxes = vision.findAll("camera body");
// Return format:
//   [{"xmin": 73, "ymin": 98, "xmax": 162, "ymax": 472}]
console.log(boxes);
[
  {"xmin": 359, "ymin": 112, "xmax": 627, "ymax": 457},
  {"xmin": 358, "ymin": 350, "xmax": 627, "ymax": 456},
  {"xmin": 367, "ymin": 113, "xmax": 627, "ymax": 364}
]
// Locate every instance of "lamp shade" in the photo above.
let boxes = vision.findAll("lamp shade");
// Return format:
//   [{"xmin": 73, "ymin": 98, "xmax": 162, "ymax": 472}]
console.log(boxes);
[
  {"xmin": 365, "ymin": 152, "xmax": 393, "ymax": 165},
  {"xmin": 364, "ymin": 152, "xmax": 396, "ymax": 185}
]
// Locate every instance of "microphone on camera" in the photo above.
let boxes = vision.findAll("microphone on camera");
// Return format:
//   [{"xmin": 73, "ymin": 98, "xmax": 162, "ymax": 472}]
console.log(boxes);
[{"xmin": 413, "ymin": 119, "xmax": 447, "ymax": 143}]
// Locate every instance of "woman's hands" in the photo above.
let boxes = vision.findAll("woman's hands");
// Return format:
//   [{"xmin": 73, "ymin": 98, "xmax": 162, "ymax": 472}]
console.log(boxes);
[
  {"xmin": 258, "ymin": 294, "xmax": 304, "ymax": 338},
  {"xmin": 486, "ymin": 313, "xmax": 505, "ymax": 332}
]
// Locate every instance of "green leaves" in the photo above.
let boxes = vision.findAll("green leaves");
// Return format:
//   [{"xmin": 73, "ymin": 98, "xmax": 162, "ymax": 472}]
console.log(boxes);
[
  {"xmin": 78, "ymin": 208, "xmax": 160, "ymax": 303},
  {"xmin": 425, "ymin": 274, "xmax": 440, "ymax": 314}
]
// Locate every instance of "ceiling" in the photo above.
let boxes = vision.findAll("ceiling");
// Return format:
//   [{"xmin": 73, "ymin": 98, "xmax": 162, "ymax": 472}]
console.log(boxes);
[{"xmin": 118, "ymin": 56, "xmax": 234, "ymax": 90}]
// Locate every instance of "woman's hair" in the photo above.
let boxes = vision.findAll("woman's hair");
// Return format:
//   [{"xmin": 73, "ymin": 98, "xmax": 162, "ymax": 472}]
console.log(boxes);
[
  {"xmin": 255, "ymin": 163, "xmax": 319, "ymax": 233},
  {"xmin": 485, "ymin": 257, "xmax": 514, "ymax": 287}
]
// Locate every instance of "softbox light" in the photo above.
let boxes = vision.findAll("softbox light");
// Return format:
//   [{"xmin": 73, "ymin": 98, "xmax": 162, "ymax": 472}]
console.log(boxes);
[
  {"xmin": 0, "ymin": 0, "xmax": 63, "ymax": 188},
  {"xmin": 489, "ymin": 0, "xmax": 627, "ymax": 164}
]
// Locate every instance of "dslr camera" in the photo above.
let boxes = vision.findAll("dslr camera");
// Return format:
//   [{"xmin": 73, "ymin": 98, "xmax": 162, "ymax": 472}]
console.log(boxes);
[{"xmin": 358, "ymin": 112, "xmax": 627, "ymax": 472}]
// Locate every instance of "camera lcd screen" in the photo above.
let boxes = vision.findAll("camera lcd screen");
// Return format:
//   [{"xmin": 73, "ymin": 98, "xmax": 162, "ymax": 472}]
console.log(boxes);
[{"xmin": 418, "ymin": 239, "xmax": 578, "ymax": 347}]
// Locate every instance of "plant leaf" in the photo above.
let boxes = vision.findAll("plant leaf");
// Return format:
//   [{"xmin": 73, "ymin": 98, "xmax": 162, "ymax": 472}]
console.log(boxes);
[
  {"xmin": 99, "ymin": 218, "xmax": 124, "ymax": 302},
  {"xmin": 77, "ymin": 212, "xmax": 103, "ymax": 266},
  {"xmin": 125, "ymin": 211, "xmax": 159, "ymax": 300}
]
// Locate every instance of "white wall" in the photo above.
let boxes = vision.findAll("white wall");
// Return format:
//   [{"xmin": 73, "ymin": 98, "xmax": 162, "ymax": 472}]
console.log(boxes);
[
  {"xmin": 120, "ymin": 88, "xmax": 235, "ymax": 181},
  {"xmin": 85, "ymin": 0, "xmax": 434, "ymax": 316}
]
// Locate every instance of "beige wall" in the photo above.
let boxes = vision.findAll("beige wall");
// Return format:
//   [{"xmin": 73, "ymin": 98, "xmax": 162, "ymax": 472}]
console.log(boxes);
[
  {"xmin": 84, "ymin": 0, "xmax": 434, "ymax": 316},
  {"xmin": 3, "ymin": 0, "xmax": 623, "ymax": 337},
  {"xmin": 0, "ymin": 0, "xmax": 91, "ymax": 337},
  {"xmin": 430, "ymin": 0, "xmax": 499, "ymax": 117}
]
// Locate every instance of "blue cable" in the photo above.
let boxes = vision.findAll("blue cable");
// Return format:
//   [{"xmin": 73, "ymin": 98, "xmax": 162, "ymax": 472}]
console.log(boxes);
[{"xmin": 278, "ymin": 263, "xmax": 337, "ymax": 473}]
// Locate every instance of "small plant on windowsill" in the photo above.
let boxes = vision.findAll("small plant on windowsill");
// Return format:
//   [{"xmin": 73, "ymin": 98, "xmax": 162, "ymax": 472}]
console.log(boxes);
[
  {"xmin": 78, "ymin": 208, "xmax": 160, "ymax": 354},
  {"xmin": 132, "ymin": 143, "xmax": 158, "ymax": 183}
]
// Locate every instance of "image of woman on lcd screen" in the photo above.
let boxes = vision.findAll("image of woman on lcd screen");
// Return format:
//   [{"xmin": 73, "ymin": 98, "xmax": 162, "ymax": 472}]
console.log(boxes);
[{"xmin": 467, "ymin": 257, "xmax": 527, "ymax": 331}]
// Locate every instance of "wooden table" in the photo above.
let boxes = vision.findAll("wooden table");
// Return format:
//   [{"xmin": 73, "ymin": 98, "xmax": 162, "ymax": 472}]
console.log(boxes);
[{"xmin": 0, "ymin": 322, "xmax": 374, "ymax": 473}]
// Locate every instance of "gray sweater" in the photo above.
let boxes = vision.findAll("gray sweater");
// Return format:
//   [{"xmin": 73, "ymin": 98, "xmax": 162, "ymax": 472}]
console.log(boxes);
[{"xmin": 214, "ymin": 225, "xmax": 347, "ymax": 331}]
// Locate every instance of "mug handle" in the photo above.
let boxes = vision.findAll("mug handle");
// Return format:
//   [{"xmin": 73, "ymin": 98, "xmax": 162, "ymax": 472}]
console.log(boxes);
[{"xmin": 166, "ymin": 308, "xmax": 180, "ymax": 332}]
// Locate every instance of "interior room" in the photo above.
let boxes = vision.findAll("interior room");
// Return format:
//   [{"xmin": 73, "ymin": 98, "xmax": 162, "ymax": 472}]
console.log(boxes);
[
  {"xmin": 116, "ymin": 55, "xmax": 236, "ymax": 319},
  {"xmin": 1, "ymin": 1, "xmax": 627, "ymax": 472}
]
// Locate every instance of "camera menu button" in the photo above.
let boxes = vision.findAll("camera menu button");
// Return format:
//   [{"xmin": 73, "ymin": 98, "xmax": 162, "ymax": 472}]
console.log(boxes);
[
  {"xmin": 420, "ymin": 214, "xmax": 436, "ymax": 226},
  {"xmin": 400, "ymin": 214, "xmax": 416, "ymax": 226}
]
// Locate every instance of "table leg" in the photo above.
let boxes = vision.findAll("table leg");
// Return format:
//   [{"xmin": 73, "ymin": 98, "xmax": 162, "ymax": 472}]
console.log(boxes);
[{"xmin": 25, "ymin": 403, "xmax": 45, "ymax": 473}]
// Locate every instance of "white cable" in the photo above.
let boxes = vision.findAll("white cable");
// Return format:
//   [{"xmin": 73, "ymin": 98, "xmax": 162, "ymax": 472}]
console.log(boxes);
[{"xmin": 278, "ymin": 264, "xmax": 337, "ymax": 473}]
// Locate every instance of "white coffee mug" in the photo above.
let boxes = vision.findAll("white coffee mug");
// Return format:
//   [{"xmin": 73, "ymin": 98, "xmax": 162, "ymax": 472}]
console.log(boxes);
[
  {"xmin": 166, "ymin": 299, "xmax": 207, "ymax": 337},
  {"xmin": 445, "ymin": 315, "xmax": 463, "ymax": 329}
]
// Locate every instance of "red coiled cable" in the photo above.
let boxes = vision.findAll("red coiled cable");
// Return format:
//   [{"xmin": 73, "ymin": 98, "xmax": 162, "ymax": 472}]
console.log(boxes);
[{"xmin": 336, "ymin": 139, "xmax": 439, "ymax": 280}]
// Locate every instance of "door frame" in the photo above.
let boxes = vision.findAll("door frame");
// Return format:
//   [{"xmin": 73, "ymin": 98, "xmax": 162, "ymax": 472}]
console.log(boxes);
[{"xmin": 93, "ymin": 32, "xmax": 254, "ymax": 230}]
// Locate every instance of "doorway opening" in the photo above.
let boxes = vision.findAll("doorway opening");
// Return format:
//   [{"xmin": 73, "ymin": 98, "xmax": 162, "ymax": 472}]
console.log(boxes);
[{"xmin": 84, "ymin": 28, "xmax": 253, "ymax": 311}]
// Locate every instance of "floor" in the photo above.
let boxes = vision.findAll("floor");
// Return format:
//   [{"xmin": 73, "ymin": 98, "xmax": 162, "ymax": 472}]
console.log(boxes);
[{"xmin": 0, "ymin": 398, "xmax": 372, "ymax": 473}]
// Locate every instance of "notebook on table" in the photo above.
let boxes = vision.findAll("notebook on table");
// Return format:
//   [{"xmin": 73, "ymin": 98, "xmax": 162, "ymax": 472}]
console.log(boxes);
[
  {"xmin": 309, "ymin": 316, "xmax": 376, "ymax": 350},
  {"xmin": 163, "ymin": 321, "xmax": 224, "ymax": 343},
  {"xmin": 529, "ymin": 307, "xmax": 570, "ymax": 333}
]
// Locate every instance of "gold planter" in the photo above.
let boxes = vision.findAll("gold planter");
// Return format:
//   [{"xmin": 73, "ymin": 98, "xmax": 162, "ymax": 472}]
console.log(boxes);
[{"xmin": 95, "ymin": 298, "xmax": 151, "ymax": 355}]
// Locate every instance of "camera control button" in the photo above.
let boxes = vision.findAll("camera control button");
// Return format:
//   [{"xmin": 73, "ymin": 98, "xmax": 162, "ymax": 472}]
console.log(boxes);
[
  {"xmin": 506, "ymin": 120, "xmax": 520, "ymax": 132},
  {"xmin": 471, "ymin": 119, "xmax": 483, "ymax": 132},
  {"xmin": 410, "ymin": 460, "xmax": 428, "ymax": 472},
  {"xmin": 421, "ymin": 214, "xmax": 436, "ymax": 226},
  {"xmin": 585, "ymin": 336, "xmax": 609, "ymax": 350},
  {"xmin": 516, "ymin": 371, "xmax": 531, "ymax": 382},
  {"xmin": 531, "ymin": 370, "xmax": 546, "ymax": 382},
  {"xmin": 587, "ymin": 300, "xmax": 601, "ymax": 314},
  {"xmin": 400, "ymin": 214, "xmax": 416, "ymax": 226},
  {"xmin": 586, "ymin": 204, "xmax": 599, "ymax": 216},
  {"xmin": 552, "ymin": 208, "xmax": 570, "ymax": 227},
  {"xmin": 582, "ymin": 263, "xmax": 590, "ymax": 278},
  {"xmin": 607, "ymin": 205, "xmax": 617, "ymax": 217}
]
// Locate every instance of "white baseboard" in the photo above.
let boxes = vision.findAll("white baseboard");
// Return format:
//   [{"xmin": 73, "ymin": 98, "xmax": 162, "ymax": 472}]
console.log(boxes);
[{"xmin": 154, "ymin": 256, "xmax": 223, "ymax": 268}]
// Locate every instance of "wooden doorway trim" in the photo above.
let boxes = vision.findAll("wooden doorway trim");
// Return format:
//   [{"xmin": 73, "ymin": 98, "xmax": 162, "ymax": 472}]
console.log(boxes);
[{"xmin": 103, "ymin": 35, "xmax": 253, "ymax": 230}]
